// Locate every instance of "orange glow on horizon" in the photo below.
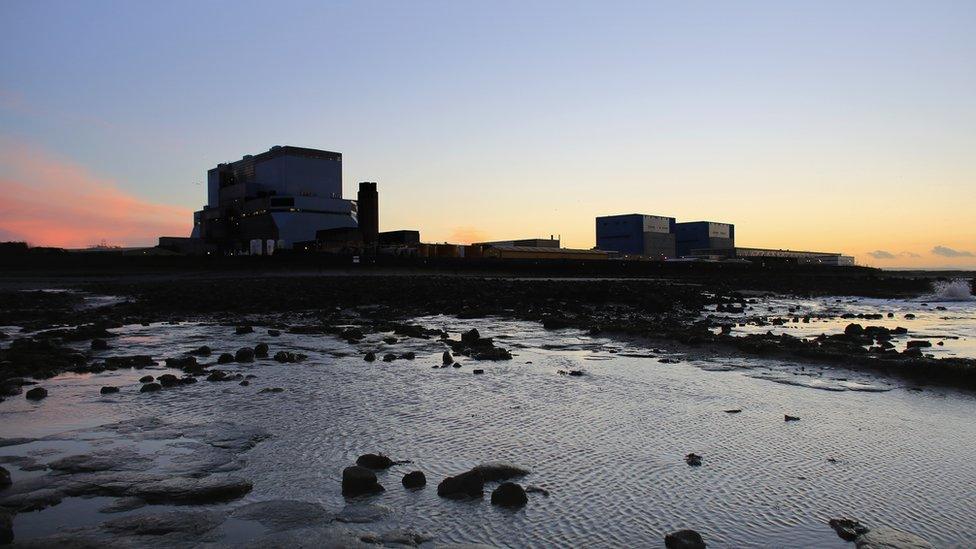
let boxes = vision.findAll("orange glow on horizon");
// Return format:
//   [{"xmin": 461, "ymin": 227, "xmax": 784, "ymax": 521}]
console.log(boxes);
[{"xmin": 0, "ymin": 140, "xmax": 191, "ymax": 248}]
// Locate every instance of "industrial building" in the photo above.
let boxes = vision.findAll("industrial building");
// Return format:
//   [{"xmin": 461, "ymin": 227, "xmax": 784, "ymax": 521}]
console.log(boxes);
[
  {"xmin": 691, "ymin": 247, "xmax": 855, "ymax": 266},
  {"xmin": 595, "ymin": 214, "xmax": 676, "ymax": 258},
  {"xmin": 171, "ymin": 145, "xmax": 377, "ymax": 254},
  {"xmin": 675, "ymin": 221, "xmax": 735, "ymax": 258}
]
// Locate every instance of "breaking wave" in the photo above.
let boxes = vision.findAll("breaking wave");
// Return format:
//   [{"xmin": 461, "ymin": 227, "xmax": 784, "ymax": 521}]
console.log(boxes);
[{"xmin": 927, "ymin": 279, "xmax": 976, "ymax": 302}]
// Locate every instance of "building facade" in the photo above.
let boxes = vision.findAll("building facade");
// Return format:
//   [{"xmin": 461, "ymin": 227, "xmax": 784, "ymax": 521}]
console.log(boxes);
[
  {"xmin": 595, "ymin": 214, "xmax": 676, "ymax": 258},
  {"xmin": 674, "ymin": 221, "xmax": 735, "ymax": 258},
  {"xmin": 191, "ymin": 146, "xmax": 359, "ymax": 253}
]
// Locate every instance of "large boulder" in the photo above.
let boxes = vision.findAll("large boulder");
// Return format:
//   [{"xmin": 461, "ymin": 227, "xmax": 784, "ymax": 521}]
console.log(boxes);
[
  {"xmin": 490, "ymin": 482, "xmax": 527, "ymax": 507},
  {"xmin": 342, "ymin": 466, "xmax": 384, "ymax": 497},
  {"xmin": 665, "ymin": 529, "xmax": 707, "ymax": 549},
  {"xmin": 437, "ymin": 470, "xmax": 484, "ymax": 499}
]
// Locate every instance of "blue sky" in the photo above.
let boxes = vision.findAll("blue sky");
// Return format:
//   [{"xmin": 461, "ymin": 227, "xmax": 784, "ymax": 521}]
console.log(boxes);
[{"xmin": 1, "ymin": 1, "xmax": 974, "ymax": 267}]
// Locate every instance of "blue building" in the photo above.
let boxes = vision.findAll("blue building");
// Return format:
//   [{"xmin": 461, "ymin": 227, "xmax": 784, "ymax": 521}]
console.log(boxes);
[
  {"xmin": 595, "ymin": 214, "xmax": 676, "ymax": 258},
  {"xmin": 674, "ymin": 221, "xmax": 735, "ymax": 257}
]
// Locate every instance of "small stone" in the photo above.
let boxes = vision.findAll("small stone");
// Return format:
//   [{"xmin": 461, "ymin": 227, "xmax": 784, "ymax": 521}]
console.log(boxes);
[
  {"xmin": 217, "ymin": 353, "xmax": 235, "ymax": 364},
  {"xmin": 25, "ymin": 387, "xmax": 48, "ymax": 400},
  {"xmin": 685, "ymin": 453, "xmax": 702, "ymax": 466},
  {"xmin": 235, "ymin": 325, "xmax": 253, "ymax": 334},
  {"xmin": 100, "ymin": 386, "xmax": 120, "ymax": 394},
  {"xmin": 785, "ymin": 415, "xmax": 801, "ymax": 422},
  {"xmin": 364, "ymin": 352, "xmax": 376, "ymax": 362},
  {"xmin": 473, "ymin": 369, "xmax": 485, "ymax": 375},
  {"xmin": 140, "ymin": 383, "xmax": 162, "ymax": 393},
  {"xmin": 254, "ymin": 343, "xmax": 269, "ymax": 358},
  {"xmin": 139, "ymin": 375, "xmax": 155, "ymax": 383},
  {"xmin": 235, "ymin": 347, "xmax": 255, "ymax": 363},
  {"xmin": 268, "ymin": 329, "xmax": 281, "ymax": 337}
]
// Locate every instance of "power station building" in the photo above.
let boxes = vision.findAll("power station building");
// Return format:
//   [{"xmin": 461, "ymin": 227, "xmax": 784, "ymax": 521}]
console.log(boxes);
[
  {"xmin": 675, "ymin": 221, "xmax": 735, "ymax": 258},
  {"xmin": 185, "ymin": 146, "xmax": 377, "ymax": 253},
  {"xmin": 595, "ymin": 214, "xmax": 677, "ymax": 258}
]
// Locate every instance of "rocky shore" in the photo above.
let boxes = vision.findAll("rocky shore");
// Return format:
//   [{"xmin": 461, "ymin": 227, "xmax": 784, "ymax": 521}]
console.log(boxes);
[{"xmin": 2, "ymin": 272, "xmax": 973, "ymax": 392}]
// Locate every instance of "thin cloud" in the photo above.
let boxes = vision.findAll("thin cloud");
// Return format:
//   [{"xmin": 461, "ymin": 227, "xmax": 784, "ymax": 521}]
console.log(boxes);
[
  {"xmin": 900, "ymin": 251, "xmax": 921, "ymax": 258},
  {"xmin": 867, "ymin": 250, "xmax": 896, "ymax": 260},
  {"xmin": 449, "ymin": 227, "xmax": 489, "ymax": 244},
  {"xmin": 0, "ymin": 138, "xmax": 191, "ymax": 248},
  {"xmin": 931, "ymin": 246, "xmax": 975, "ymax": 258}
]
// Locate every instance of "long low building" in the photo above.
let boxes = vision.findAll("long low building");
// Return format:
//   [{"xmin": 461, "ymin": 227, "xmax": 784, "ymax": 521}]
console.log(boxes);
[
  {"xmin": 692, "ymin": 246, "xmax": 855, "ymax": 266},
  {"xmin": 481, "ymin": 245, "xmax": 609, "ymax": 261}
]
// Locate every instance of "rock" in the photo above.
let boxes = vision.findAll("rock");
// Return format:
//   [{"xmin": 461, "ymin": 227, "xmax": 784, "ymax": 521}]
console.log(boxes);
[
  {"xmin": 685, "ymin": 453, "xmax": 702, "ymax": 466},
  {"xmin": 461, "ymin": 328, "xmax": 481, "ymax": 346},
  {"xmin": 132, "ymin": 475, "xmax": 253, "ymax": 504},
  {"xmin": 361, "ymin": 528, "xmax": 433, "ymax": 547},
  {"xmin": 356, "ymin": 453, "xmax": 394, "ymax": 470},
  {"xmin": 207, "ymin": 370, "xmax": 231, "ymax": 382},
  {"xmin": 724, "ymin": 409, "xmax": 742, "ymax": 414},
  {"xmin": 158, "ymin": 374, "xmax": 179, "ymax": 387},
  {"xmin": 453, "ymin": 362, "xmax": 462, "ymax": 368},
  {"xmin": 402, "ymin": 471, "xmax": 426, "ymax": 489},
  {"xmin": 437, "ymin": 470, "xmax": 484, "ymax": 499},
  {"xmin": 906, "ymin": 340, "xmax": 932, "ymax": 348},
  {"xmin": 140, "ymin": 383, "xmax": 162, "ymax": 393},
  {"xmin": 139, "ymin": 375, "xmax": 155, "ymax": 383},
  {"xmin": 665, "ymin": 529, "xmax": 707, "ymax": 549},
  {"xmin": 273, "ymin": 351, "xmax": 306, "ymax": 363},
  {"xmin": 844, "ymin": 323, "xmax": 865, "ymax": 337},
  {"xmin": 855, "ymin": 527, "xmax": 933, "ymax": 549},
  {"xmin": 383, "ymin": 336, "xmax": 398, "ymax": 345},
  {"xmin": 490, "ymin": 482, "xmax": 527, "ymax": 507},
  {"xmin": 335, "ymin": 503, "xmax": 392, "ymax": 523},
  {"xmin": 91, "ymin": 338, "xmax": 109, "ymax": 350},
  {"xmin": 364, "ymin": 352, "xmax": 376, "ymax": 362},
  {"xmin": 180, "ymin": 376, "xmax": 198, "ymax": 384},
  {"xmin": 443, "ymin": 350, "xmax": 454, "ymax": 365},
  {"xmin": 829, "ymin": 518, "xmax": 870, "ymax": 541},
  {"xmin": 401, "ymin": 351, "xmax": 416, "ymax": 360},
  {"xmin": 231, "ymin": 499, "xmax": 331, "ymax": 531},
  {"xmin": 217, "ymin": 353, "xmax": 235, "ymax": 364},
  {"xmin": 100, "ymin": 386, "xmax": 119, "ymax": 395},
  {"xmin": 235, "ymin": 347, "xmax": 255, "ymax": 362},
  {"xmin": 469, "ymin": 462, "xmax": 529, "ymax": 482},
  {"xmin": 0, "ymin": 509, "xmax": 10, "ymax": 544},
  {"xmin": 382, "ymin": 353, "xmax": 397, "ymax": 362},
  {"xmin": 254, "ymin": 342, "xmax": 269, "ymax": 358},
  {"xmin": 904, "ymin": 313, "xmax": 916, "ymax": 319},
  {"xmin": 25, "ymin": 387, "xmax": 47, "ymax": 400},
  {"xmin": 473, "ymin": 369, "xmax": 485, "ymax": 375},
  {"xmin": 235, "ymin": 325, "xmax": 253, "ymax": 334},
  {"xmin": 785, "ymin": 415, "xmax": 801, "ymax": 422},
  {"xmin": 240, "ymin": 380, "xmax": 250, "ymax": 386},
  {"xmin": 101, "ymin": 509, "xmax": 226, "ymax": 536},
  {"xmin": 259, "ymin": 387, "xmax": 284, "ymax": 394},
  {"xmin": 268, "ymin": 329, "xmax": 281, "ymax": 337},
  {"xmin": 165, "ymin": 356, "xmax": 198, "ymax": 369},
  {"xmin": 0, "ymin": 465, "xmax": 10, "ymax": 488},
  {"xmin": 189, "ymin": 345, "xmax": 212, "ymax": 356},
  {"xmin": 342, "ymin": 465, "xmax": 384, "ymax": 496}
]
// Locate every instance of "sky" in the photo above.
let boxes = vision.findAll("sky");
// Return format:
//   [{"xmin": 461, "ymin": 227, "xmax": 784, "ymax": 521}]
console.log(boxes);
[{"xmin": 1, "ymin": 1, "xmax": 974, "ymax": 268}]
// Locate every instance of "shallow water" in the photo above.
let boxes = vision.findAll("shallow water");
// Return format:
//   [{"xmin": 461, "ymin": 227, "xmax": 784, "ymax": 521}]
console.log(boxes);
[
  {"xmin": 2, "ymin": 304, "xmax": 976, "ymax": 547},
  {"xmin": 709, "ymin": 293, "xmax": 976, "ymax": 359}
]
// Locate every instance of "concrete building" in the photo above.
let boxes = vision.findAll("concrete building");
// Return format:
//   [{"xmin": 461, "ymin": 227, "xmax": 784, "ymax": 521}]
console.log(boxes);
[
  {"xmin": 190, "ymin": 146, "xmax": 361, "ymax": 253},
  {"xmin": 595, "ymin": 214, "xmax": 676, "ymax": 258},
  {"xmin": 675, "ymin": 221, "xmax": 735, "ymax": 258}
]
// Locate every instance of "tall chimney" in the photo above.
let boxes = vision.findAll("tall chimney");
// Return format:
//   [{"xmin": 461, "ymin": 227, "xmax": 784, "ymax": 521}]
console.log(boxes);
[{"xmin": 358, "ymin": 182, "xmax": 378, "ymax": 245}]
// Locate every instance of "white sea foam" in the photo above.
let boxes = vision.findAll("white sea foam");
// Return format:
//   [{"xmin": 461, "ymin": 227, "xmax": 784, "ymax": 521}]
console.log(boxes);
[{"xmin": 926, "ymin": 279, "xmax": 976, "ymax": 302}]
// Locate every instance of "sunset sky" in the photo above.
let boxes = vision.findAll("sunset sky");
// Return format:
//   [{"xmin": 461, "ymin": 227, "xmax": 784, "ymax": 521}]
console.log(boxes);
[{"xmin": 1, "ymin": 1, "xmax": 974, "ymax": 268}]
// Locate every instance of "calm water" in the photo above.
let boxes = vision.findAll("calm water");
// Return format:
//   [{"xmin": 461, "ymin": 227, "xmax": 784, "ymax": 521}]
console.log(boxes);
[{"xmin": 2, "ymin": 295, "xmax": 975, "ymax": 547}]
